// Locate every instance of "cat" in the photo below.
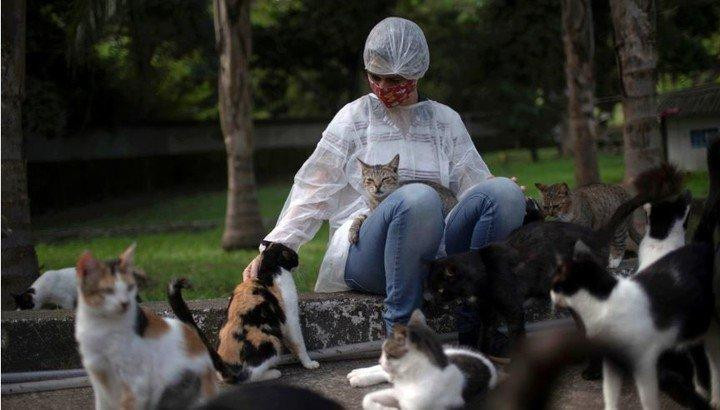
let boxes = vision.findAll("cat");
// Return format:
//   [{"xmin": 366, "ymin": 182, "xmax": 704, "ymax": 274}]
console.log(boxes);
[
  {"xmin": 13, "ymin": 266, "xmax": 147, "ymax": 310},
  {"xmin": 551, "ymin": 236, "xmax": 719, "ymax": 409},
  {"xmin": 168, "ymin": 242, "xmax": 319, "ymax": 384},
  {"xmin": 550, "ymin": 141, "xmax": 720, "ymax": 410},
  {"xmin": 13, "ymin": 267, "xmax": 77, "ymax": 310},
  {"xmin": 196, "ymin": 384, "xmax": 343, "ymax": 410},
  {"xmin": 74, "ymin": 244, "xmax": 218, "ymax": 410},
  {"xmin": 349, "ymin": 309, "xmax": 497, "ymax": 410},
  {"xmin": 424, "ymin": 164, "xmax": 683, "ymax": 362},
  {"xmin": 535, "ymin": 181, "xmax": 643, "ymax": 268},
  {"xmin": 637, "ymin": 190, "xmax": 692, "ymax": 271},
  {"xmin": 349, "ymin": 154, "xmax": 458, "ymax": 244}
]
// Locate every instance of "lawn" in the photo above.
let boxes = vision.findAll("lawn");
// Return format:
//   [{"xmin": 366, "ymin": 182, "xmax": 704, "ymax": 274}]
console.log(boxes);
[{"xmin": 35, "ymin": 148, "xmax": 709, "ymax": 301}]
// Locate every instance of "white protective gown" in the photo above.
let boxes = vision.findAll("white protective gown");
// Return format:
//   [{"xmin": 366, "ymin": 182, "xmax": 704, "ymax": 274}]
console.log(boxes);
[{"xmin": 263, "ymin": 93, "xmax": 491, "ymax": 292}]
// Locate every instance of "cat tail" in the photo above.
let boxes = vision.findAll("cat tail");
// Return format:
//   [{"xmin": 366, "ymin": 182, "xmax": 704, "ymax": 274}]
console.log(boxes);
[
  {"xmin": 595, "ymin": 163, "xmax": 684, "ymax": 245},
  {"xmin": 167, "ymin": 278, "xmax": 250, "ymax": 383},
  {"xmin": 692, "ymin": 138, "xmax": 720, "ymax": 245}
]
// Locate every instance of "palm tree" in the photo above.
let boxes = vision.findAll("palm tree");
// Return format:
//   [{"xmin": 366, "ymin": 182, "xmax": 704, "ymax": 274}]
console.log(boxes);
[
  {"xmin": 609, "ymin": 0, "xmax": 662, "ymax": 181},
  {"xmin": 562, "ymin": 0, "xmax": 601, "ymax": 186},
  {"xmin": 2, "ymin": 0, "xmax": 40, "ymax": 308},
  {"xmin": 213, "ymin": 0, "xmax": 265, "ymax": 250}
]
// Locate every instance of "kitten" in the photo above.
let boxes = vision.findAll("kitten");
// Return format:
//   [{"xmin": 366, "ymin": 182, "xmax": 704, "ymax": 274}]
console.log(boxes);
[
  {"xmin": 351, "ymin": 310, "xmax": 497, "ymax": 410},
  {"xmin": 13, "ymin": 267, "xmax": 147, "ymax": 310},
  {"xmin": 424, "ymin": 164, "xmax": 683, "ymax": 360},
  {"xmin": 349, "ymin": 154, "xmax": 458, "ymax": 244},
  {"xmin": 74, "ymin": 244, "xmax": 218, "ymax": 409},
  {"xmin": 168, "ymin": 242, "xmax": 319, "ymax": 384},
  {"xmin": 535, "ymin": 181, "xmax": 642, "ymax": 268}
]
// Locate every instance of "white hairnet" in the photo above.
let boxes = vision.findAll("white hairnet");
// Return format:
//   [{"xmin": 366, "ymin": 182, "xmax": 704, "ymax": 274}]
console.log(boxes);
[{"xmin": 363, "ymin": 17, "xmax": 430, "ymax": 80}]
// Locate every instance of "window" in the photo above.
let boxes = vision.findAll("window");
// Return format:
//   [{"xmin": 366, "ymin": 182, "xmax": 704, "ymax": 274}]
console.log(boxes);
[{"xmin": 690, "ymin": 128, "xmax": 718, "ymax": 149}]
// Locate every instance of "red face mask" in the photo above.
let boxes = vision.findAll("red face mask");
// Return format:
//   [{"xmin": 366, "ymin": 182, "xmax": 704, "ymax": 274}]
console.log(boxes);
[{"xmin": 368, "ymin": 76, "xmax": 417, "ymax": 108}]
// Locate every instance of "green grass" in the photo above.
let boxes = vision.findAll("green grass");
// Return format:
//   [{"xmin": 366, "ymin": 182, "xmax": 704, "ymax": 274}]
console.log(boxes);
[{"xmin": 35, "ymin": 148, "xmax": 709, "ymax": 301}]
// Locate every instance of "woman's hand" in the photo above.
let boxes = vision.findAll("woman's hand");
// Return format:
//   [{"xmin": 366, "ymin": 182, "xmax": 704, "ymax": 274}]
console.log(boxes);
[{"xmin": 242, "ymin": 254, "xmax": 262, "ymax": 282}]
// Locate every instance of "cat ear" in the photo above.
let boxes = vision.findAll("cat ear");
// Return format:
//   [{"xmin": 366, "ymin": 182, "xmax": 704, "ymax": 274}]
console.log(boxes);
[
  {"xmin": 388, "ymin": 154, "xmax": 400, "ymax": 172},
  {"xmin": 357, "ymin": 157, "xmax": 370, "ymax": 169},
  {"xmin": 535, "ymin": 183, "xmax": 547, "ymax": 192},
  {"xmin": 573, "ymin": 240, "xmax": 593, "ymax": 259},
  {"xmin": 559, "ymin": 183, "xmax": 570, "ymax": 193},
  {"xmin": 119, "ymin": 243, "xmax": 137, "ymax": 271},
  {"xmin": 408, "ymin": 309, "xmax": 427, "ymax": 326},
  {"xmin": 76, "ymin": 251, "xmax": 101, "ymax": 278}
]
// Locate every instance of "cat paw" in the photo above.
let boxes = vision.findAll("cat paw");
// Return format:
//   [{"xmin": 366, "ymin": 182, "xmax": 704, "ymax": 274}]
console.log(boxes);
[
  {"xmin": 349, "ymin": 374, "xmax": 377, "ymax": 388},
  {"xmin": 259, "ymin": 369, "xmax": 282, "ymax": 381},
  {"xmin": 349, "ymin": 231, "xmax": 360, "ymax": 244},
  {"xmin": 302, "ymin": 360, "xmax": 320, "ymax": 369}
]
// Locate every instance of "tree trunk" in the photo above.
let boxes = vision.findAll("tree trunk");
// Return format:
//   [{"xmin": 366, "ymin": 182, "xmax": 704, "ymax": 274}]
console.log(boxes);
[
  {"xmin": 2, "ymin": 0, "xmax": 40, "ymax": 309},
  {"xmin": 610, "ymin": 0, "xmax": 662, "ymax": 182},
  {"xmin": 562, "ymin": 0, "xmax": 601, "ymax": 186},
  {"xmin": 213, "ymin": 0, "xmax": 265, "ymax": 250}
]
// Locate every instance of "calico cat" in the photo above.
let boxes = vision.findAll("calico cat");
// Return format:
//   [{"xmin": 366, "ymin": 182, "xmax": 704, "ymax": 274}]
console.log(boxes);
[
  {"xmin": 424, "ymin": 164, "xmax": 683, "ymax": 360},
  {"xmin": 535, "ymin": 181, "xmax": 642, "ymax": 268},
  {"xmin": 350, "ymin": 309, "xmax": 497, "ymax": 410},
  {"xmin": 13, "ymin": 266, "xmax": 147, "ymax": 310},
  {"xmin": 168, "ymin": 242, "xmax": 319, "ymax": 384},
  {"xmin": 74, "ymin": 244, "xmax": 218, "ymax": 409},
  {"xmin": 349, "ymin": 154, "xmax": 458, "ymax": 244}
]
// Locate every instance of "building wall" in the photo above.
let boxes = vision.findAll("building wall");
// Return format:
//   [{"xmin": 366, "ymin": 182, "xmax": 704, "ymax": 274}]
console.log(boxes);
[{"xmin": 666, "ymin": 116, "xmax": 719, "ymax": 171}]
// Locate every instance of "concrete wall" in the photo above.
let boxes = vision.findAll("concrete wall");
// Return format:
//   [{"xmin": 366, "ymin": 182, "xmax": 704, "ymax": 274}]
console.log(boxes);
[
  {"xmin": 26, "ymin": 118, "xmax": 500, "ymax": 163},
  {"xmin": 666, "ymin": 116, "xmax": 719, "ymax": 171}
]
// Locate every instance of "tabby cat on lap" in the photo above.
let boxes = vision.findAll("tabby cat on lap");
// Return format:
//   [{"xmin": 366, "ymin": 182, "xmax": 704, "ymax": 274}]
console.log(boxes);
[
  {"xmin": 350, "ymin": 309, "xmax": 497, "ymax": 410},
  {"xmin": 74, "ymin": 244, "xmax": 218, "ymax": 409},
  {"xmin": 535, "ymin": 182, "xmax": 642, "ymax": 268},
  {"xmin": 169, "ymin": 242, "xmax": 319, "ymax": 384},
  {"xmin": 349, "ymin": 154, "xmax": 458, "ymax": 244}
]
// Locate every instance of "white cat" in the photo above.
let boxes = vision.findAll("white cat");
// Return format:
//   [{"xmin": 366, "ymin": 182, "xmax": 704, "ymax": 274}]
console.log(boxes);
[
  {"xmin": 349, "ymin": 310, "xmax": 497, "ymax": 410},
  {"xmin": 13, "ymin": 267, "xmax": 77, "ymax": 310},
  {"xmin": 75, "ymin": 244, "xmax": 218, "ymax": 409}
]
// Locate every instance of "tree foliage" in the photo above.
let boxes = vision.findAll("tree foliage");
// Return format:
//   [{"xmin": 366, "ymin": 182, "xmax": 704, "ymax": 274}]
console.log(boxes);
[{"xmin": 23, "ymin": 0, "xmax": 720, "ymax": 147}]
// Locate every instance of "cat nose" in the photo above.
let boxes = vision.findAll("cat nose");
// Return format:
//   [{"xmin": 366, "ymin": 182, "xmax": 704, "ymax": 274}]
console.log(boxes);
[{"xmin": 120, "ymin": 301, "xmax": 130, "ymax": 312}]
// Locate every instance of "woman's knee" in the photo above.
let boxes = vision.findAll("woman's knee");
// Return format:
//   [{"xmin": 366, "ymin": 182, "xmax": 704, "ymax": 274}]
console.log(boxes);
[
  {"xmin": 391, "ymin": 183, "xmax": 444, "ymax": 218},
  {"xmin": 466, "ymin": 177, "xmax": 524, "ymax": 205}
]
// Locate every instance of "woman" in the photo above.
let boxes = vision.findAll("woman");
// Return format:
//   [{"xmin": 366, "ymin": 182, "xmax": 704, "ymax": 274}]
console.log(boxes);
[{"xmin": 245, "ymin": 17, "xmax": 526, "ymax": 358}]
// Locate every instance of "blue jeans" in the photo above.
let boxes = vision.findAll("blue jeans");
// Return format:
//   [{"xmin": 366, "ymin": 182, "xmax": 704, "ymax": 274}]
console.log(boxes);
[{"xmin": 344, "ymin": 178, "xmax": 526, "ymax": 332}]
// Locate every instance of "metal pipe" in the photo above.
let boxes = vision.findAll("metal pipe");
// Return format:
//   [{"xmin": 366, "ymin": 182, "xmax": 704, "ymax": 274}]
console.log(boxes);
[
  {"xmin": 0, "ymin": 318, "xmax": 575, "ymax": 395},
  {"xmin": 1, "ymin": 377, "xmax": 90, "ymax": 395},
  {"xmin": 2, "ymin": 368, "xmax": 87, "ymax": 384}
]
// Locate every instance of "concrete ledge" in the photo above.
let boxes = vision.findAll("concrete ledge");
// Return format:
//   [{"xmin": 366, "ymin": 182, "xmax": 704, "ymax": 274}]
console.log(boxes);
[{"xmin": 1, "ymin": 260, "xmax": 635, "ymax": 372}]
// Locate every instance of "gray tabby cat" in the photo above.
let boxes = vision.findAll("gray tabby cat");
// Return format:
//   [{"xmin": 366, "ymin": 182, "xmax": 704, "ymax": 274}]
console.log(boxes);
[
  {"xmin": 535, "ymin": 182, "xmax": 642, "ymax": 268},
  {"xmin": 349, "ymin": 154, "xmax": 458, "ymax": 244}
]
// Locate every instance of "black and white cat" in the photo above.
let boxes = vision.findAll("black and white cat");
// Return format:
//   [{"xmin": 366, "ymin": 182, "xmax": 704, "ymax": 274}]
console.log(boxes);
[
  {"xmin": 423, "ymin": 164, "xmax": 684, "ymax": 357},
  {"xmin": 550, "ymin": 144, "xmax": 720, "ymax": 410},
  {"xmin": 348, "ymin": 310, "xmax": 497, "ymax": 410},
  {"xmin": 637, "ymin": 190, "xmax": 692, "ymax": 271}
]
